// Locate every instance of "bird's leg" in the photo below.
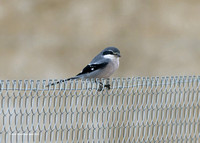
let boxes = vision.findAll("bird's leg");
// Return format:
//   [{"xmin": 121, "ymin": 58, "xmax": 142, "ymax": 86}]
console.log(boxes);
[
  {"xmin": 104, "ymin": 78, "xmax": 110, "ymax": 90},
  {"xmin": 97, "ymin": 81, "xmax": 103, "ymax": 91},
  {"xmin": 95, "ymin": 79, "xmax": 110, "ymax": 91},
  {"xmin": 94, "ymin": 79, "xmax": 102, "ymax": 91}
]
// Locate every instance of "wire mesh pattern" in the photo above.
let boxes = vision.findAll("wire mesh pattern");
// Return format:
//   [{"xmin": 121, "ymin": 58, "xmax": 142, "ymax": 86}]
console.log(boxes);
[{"xmin": 0, "ymin": 76, "xmax": 199, "ymax": 142}]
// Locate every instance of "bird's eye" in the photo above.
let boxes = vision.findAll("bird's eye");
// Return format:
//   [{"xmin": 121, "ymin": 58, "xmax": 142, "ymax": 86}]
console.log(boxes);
[{"xmin": 103, "ymin": 50, "xmax": 114, "ymax": 55}]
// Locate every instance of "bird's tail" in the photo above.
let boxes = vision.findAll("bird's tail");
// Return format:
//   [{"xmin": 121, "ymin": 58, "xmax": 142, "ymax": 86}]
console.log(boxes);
[{"xmin": 46, "ymin": 76, "xmax": 79, "ymax": 87}]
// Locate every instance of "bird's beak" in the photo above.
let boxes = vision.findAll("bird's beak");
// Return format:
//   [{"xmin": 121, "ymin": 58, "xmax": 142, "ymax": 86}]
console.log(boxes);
[{"xmin": 116, "ymin": 53, "xmax": 121, "ymax": 57}]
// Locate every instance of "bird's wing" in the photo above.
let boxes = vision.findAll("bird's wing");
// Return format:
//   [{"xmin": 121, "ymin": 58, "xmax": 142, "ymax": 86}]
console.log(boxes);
[
  {"xmin": 76, "ymin": 62, "xmax": 108, "ymax": 76},
  {"xmin": 90, "ymin": 53, "xmax": 104, "ymax": 63}
]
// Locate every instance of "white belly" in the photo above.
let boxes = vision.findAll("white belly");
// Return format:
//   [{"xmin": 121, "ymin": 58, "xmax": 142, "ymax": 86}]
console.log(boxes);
[{"xmin": 98, "ymin": 57, "xmax": 119, "ymax": 78}]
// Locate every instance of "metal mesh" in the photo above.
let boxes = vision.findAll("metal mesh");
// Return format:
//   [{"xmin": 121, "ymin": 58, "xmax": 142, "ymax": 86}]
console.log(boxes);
[{"xmin": 0, "ymin": 76, "xmax": 199, "ymax": 143}]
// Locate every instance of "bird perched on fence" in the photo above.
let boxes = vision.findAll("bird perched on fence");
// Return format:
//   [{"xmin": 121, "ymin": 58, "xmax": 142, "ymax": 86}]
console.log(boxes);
[{"xmin": 47, "ymin": 47, "xmax": 121, "ymax": 90}]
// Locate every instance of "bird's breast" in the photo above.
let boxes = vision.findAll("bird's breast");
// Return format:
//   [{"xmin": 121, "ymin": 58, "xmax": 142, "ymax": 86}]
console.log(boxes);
[{"xmin": 100, "ymin": 57, "xmax": 119, "ymax": 78}]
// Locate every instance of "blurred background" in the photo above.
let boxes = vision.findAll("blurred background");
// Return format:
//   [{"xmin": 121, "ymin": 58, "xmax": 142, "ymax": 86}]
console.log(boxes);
[{"xmin": 0, "ymin": 0, "xmax": 200, "ymax": 80}]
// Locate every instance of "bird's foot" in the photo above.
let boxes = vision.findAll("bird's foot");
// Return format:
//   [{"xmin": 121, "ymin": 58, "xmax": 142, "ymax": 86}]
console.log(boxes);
[
  {"xmin": 104, "ymin": 84, "xmax": 110, "ymax": 90},
  {"xmin": 97, "ymin": 82, "xmax": 110, "ymax": 91}
]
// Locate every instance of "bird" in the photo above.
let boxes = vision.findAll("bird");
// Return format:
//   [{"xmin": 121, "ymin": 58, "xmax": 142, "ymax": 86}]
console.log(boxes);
[{"xmin": 47, "ymin": 47, "xmax": 121, "ymax": 90}]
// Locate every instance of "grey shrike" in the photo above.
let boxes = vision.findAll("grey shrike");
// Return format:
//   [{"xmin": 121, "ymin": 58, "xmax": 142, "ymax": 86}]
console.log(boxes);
[{"xmin": 48, "ymin": 47, "xmax": 121, "ymax": 90}]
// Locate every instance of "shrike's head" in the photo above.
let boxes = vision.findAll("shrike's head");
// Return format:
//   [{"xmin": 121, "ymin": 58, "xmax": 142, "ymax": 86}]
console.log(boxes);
[{"xmin": 101, "ymin": 47, "xmax": 121, "ymax": 59}]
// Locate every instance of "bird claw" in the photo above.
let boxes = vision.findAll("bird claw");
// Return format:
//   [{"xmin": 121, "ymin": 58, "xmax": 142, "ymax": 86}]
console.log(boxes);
[
  {"xmin": 97, "ymin": 82, "xmax": 110, "ymax": 91},
  {"xmin": 104, "ymin": 84, "xmax": 110, "ymax": 90}
]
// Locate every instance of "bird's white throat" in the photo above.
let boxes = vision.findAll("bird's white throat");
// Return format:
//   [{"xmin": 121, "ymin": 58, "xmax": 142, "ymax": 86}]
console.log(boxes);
[
  {"xmin": 103, "ymin": 54, "xmax": 117, "ymax": 60},
  {"xmin": 104, "ymin": 54, "xmax": 119, "ymax": 68}
]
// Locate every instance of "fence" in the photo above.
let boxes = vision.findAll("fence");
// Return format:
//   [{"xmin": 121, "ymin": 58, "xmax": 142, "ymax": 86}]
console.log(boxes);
[{"xmin": 0, "ymin": 76, "xmax": 199, "ymax": 142}]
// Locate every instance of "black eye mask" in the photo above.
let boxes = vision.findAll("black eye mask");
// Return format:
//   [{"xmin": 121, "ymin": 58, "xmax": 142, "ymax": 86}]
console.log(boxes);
[{"xmin": 102, "ymin": 50, "xmax": 114, "ymax": 55}]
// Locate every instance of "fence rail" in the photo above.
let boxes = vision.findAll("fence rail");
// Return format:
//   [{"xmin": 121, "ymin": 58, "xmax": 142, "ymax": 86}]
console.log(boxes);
[{"xmin": 0, "ymin": 76, "xmax": 200, "ymax": 142}]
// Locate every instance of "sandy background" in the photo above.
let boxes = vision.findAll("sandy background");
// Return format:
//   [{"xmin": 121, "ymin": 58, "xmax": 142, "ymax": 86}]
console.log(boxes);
[{"xmin": 0, "ymin": 0, "xmax": 200, "ymax": 80}]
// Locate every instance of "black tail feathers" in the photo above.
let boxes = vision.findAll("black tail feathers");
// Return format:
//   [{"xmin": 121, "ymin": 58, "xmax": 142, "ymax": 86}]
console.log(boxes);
[{"xmin": 46, "ymin": 76, "xmax": 79, "ymax": 87}]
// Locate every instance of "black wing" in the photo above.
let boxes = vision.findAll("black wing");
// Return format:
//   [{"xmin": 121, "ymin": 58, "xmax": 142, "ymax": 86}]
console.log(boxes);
[{"xmin": 76, "ymin": 62, "xmax": 108, "ymax": 76}]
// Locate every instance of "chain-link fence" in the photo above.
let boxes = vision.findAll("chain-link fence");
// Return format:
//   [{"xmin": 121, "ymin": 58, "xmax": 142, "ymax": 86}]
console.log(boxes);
[{"xmin": 0, "ymin": 76, "xmax": 199, "ymax": 142}]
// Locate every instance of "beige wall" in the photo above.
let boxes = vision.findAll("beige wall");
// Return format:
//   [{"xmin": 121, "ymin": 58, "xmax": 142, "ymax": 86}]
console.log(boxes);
[{"xmin": 0, "ymin": 0, "xmax": 200, "ymax": 80}]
